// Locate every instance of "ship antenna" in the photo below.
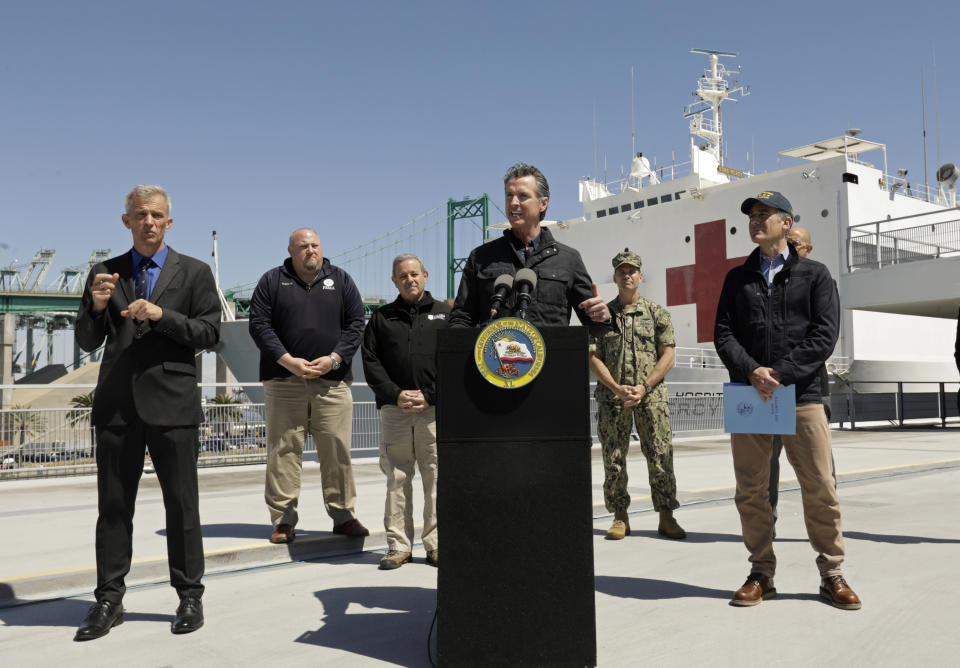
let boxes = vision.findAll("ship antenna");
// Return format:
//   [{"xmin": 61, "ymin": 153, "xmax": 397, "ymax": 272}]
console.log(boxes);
[
  {"xmin": 631, "ymin": 65, "xmax": 636, "ymax": 157},
  {"xmin": 684, "ymin": 49, "xmax": 748, "ymax": 168},
  {"xmin": 921, "ymin": 68, "xmax": 930, "ymax": 202},
  {"xmin": 593, "ymin": 100, "xmax": 598, "ymax": 181},
  {"xmin": 933, "ymin": 46, "xmax": 941, "ymax": 179}
]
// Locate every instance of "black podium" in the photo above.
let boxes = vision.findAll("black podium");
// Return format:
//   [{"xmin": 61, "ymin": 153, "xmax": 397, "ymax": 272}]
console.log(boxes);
[{"xmin": 436, "ymin": 327, "xmax": 597, "ymax": 668}]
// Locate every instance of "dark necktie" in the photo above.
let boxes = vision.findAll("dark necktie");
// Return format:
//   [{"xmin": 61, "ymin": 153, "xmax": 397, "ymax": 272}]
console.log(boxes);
[{"xmin": 135, "ymin": 257, "xmax": 153, "ymax": 301}]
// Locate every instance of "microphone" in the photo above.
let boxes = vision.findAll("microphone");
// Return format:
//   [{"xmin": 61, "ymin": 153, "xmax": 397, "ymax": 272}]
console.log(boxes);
[
  {"xmin": 489, "ymin": 274, "xmax": 514, "ymax": 320},
  {"xmin": 514, "ymin": 268, "xmax": 537, "ymax": 321}
]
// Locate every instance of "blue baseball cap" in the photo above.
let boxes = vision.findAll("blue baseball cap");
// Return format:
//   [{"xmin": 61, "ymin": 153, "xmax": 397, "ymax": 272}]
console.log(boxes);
[{"xmin": 740, "ymin": 191, "xmax": 794, "ymax": 219}]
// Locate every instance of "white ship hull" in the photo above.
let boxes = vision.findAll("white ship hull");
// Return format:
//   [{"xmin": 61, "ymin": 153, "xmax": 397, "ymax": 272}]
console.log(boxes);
[{"xmin": 544, "ymin": 50, "xmax": 959, "ymax": 386}]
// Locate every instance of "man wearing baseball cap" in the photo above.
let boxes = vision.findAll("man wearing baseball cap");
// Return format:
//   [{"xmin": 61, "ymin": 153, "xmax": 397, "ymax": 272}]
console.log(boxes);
[
  {"xmin": 589, "ymin": 249, "xmax": 685, "ymax": 542},
  {"xmin": 714, "ymin": 191, "xmax": 861, "ymax": 610}
]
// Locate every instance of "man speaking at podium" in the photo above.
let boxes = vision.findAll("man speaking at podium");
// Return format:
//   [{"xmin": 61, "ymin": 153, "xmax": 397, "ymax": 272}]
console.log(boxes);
[{"xmin": 449, "ymin": 163, "xmax": 610, "ymax": 328}]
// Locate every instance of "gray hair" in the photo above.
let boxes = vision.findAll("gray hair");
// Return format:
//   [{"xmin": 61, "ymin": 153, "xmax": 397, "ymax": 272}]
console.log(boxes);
[
  {"xmin": 392, "ymin": 253, "xmax": 425, "ymax": 277},
  {"xmin": 777, "ymin": 210, "xmax": 793, "ymax": 231},
  {"xmin": 125, "ymin": 185, "xmax": 171, "ymax": 216}
]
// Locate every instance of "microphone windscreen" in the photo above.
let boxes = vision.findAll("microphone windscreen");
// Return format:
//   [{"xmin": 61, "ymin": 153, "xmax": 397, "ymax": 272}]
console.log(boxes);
[
  {"xmin": 515, "ymin": 268, "xmax": 537, "ymax": 290},
  {"xmin": 494, "ymin": 274, "xmax": 514, "ymax": 290}
]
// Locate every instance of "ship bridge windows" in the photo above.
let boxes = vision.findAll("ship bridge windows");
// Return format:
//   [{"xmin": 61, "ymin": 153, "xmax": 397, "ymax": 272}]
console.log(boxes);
[{"xmin": 595, "ymin": 192, "xmax": 685, "ymax": 218}]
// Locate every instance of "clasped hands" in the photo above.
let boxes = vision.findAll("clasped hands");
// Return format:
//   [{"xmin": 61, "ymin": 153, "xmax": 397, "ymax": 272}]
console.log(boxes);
[
  {"xmin": 397, "ymin": 389, "xmax": 428, "ymax": 414},
  {"xmin": 280, "ymin": 354, "xmax": 338, "ymax": 380},
  {"xmin": 614, "ymin": 384, "xmax": 647, "ymax": 407},
  {"xmin": 91, "ymin": 272, "xmax": 163, "ymax": 321}
]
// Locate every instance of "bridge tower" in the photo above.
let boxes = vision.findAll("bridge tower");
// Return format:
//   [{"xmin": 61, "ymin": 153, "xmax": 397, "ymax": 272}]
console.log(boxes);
[{"xmin": 446, "ymin": 195, "xmax": 489, "ymax": 299}]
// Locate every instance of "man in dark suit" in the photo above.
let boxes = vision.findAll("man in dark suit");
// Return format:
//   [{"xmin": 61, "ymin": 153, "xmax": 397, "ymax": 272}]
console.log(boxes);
[{"xmin": 73, "ymin": 185, "xmax": 220, "ymax": 641}]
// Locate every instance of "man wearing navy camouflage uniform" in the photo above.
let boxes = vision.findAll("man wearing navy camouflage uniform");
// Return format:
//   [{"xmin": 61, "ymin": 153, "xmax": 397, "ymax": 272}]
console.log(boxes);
[{"xmin": 589, "ymin": 249, "xmax": 685, "ymax": 541}]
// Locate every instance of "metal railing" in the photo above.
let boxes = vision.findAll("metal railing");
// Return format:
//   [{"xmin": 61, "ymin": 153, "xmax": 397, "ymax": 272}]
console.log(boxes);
[
  {"xmin": 833, "ymin": 380, "xmax": 960, "ymax": 429},
  {"xmin": 847, "ymin": 212, "xmax": 960, "ymax": 270},
  {"xmin": 10, "ymin": 383, "xmax": 952, "ymax": 479},
  {"xmin": 0, "ymin": 401, "xmax": 385, "ymax": 479},
  {"xmin": 2, "ymin": 394, "xmax": 732, "ymax": 480},
  {"xmin": 582, "ymin": 160, "xmax": 696, "ymax": 197}
]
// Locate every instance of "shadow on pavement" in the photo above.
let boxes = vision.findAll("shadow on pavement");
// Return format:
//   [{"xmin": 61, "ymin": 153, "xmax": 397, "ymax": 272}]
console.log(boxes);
[
  {"xmin": 296, "ymin": 585, "xmax": 436, "ymax": 667},
  {"xmin": 0, "ymin": 584, "xmax": 172, "ymax": 629},
  {"xmin": 595, "ymin": 575, "xmax": 730, "ymax": 601},
  {"xmin": 845, "ymin": 530, "xmax": 960, "ymax": 544},
  {"xmin": 591, "ymin": 528, "xmax": 807, "ymax": 544}
]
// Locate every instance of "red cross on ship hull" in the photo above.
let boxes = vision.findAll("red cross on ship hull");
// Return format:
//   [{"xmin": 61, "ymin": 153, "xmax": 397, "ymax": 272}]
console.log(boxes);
[{"xmin": 665, "ymin": 219, "xmax": 749, "ymax": 343}]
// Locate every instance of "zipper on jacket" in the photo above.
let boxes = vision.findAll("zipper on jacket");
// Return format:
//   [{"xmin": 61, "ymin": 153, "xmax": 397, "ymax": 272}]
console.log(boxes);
[{"xmin": 765, "ymin": 280, "xmax": 772, "ymax": 366}]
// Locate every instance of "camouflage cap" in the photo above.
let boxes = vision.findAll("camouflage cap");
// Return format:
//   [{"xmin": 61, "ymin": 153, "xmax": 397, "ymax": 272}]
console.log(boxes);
[{"xmin": 612, "ymin": 248, "xmax": 642, "ymax": 269}]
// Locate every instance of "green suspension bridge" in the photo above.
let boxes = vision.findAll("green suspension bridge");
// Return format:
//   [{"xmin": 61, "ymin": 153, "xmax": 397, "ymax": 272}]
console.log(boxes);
[
  {"xmin": 0, "ymin": 195, "xmax": 505, "ymax": 377},
  {"xmin": 224, "ymin": 194, "xmax": 506, "ymax": 317}
]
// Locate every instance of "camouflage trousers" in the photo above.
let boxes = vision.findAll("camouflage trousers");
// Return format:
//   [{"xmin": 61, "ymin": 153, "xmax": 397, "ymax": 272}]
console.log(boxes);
[{"xmin": 598, "ymin": 400, "xmax": 679, "ymax": 513}]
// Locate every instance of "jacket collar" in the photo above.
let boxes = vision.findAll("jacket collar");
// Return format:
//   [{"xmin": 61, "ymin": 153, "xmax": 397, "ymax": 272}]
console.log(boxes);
[
  {"xmin": 150, "ymin": 247, "xmax": 180, "ymax": 303},
  {"xmin": 389, "ymin": 290, "xmax": 437, "ymax": 313},
  {"xmin": 502, "ymin": 227, "xmax": 558, "ymax": 264},
  {"xmin": 281, "ymin": 256, "xmax": 332, "ymax": 287},
  {"xmin": 743, "ymin": 242, "xmax": 799, "ymax": 273},
  {"xmin": 116, "ymin": 247, "xmax": 180, "ymax": 303}
]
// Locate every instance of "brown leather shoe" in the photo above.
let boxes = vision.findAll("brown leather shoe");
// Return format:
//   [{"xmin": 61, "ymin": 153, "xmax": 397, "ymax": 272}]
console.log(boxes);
[
  {"xmin": 426, "ymin": 549, "xmax": 439, "ymax": 567},
  {"xmin": 270, "ymin": 524, "xmax": 295, "ymax": 544},
  {"xmin": 730, "ymin": 573, "xmax": 776, "ymax": 606},
  {"xmin": 820, "ymin": 575, "xmax": 862, "ymax": 610},
  {"xmin": 605, "ymin": 519, "xmax": 630, "ymax": 540},
  {"xmin": 332, "ymin": 518, "xmax": 370, "ymax": 537}
]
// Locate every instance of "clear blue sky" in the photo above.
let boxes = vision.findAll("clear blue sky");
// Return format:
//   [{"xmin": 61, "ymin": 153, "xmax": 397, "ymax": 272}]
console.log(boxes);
[{"xmin": 2, "ymin": 0, "xmax": 958, "ymax": 294}]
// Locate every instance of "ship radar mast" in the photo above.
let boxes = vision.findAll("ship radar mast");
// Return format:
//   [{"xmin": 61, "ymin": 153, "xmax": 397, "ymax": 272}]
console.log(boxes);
[{"xmin": 684, "ymin": 49, "xmax": 749, "ymax": 167}]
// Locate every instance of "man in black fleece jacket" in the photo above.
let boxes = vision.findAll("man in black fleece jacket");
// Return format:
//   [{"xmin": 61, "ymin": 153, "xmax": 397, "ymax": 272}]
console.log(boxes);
[
  {"xmin": 715, "ymin": 191, "xmax": 861, "ymax": 611},
  {"xmin": 362, "ymin": 254, "xmax": 449, "ymax": 570},
  {"xmin": 249, "ymin": 228, "xmax": 368, "ymax": 544}
]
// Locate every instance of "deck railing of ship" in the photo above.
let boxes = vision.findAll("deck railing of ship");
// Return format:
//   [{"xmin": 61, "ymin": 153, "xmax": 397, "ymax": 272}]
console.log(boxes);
[
  {"xmin": 847, "ymin": 210, "xmax": 960, "ymax": 270},
  {"xmin": 592, "ymin": 160, "xmax": 695, "ymax": 194}
]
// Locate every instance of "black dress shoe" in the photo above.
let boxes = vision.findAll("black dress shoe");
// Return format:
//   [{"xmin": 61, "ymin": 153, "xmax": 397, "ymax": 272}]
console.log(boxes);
[
  {"xmin": 74, "ymin": 600, "xmax": 123, "ymax": 641},
  {"xmin": 172, "ymin": 597, "xmax": 204, "ymax": 634}
]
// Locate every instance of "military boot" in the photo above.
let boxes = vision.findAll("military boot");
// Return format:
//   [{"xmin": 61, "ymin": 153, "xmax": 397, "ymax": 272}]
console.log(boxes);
[
  {"xmin": 605, "ymin": 510, "xmax": 630, "ymax": 540},
  {"xmin": 658, "ymin": 510, "xmax": 687, "ymax": 539}
]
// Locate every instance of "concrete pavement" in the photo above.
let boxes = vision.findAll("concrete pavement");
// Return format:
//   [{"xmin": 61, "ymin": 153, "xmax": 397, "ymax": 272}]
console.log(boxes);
[{"xmin": 1, "ymin": 426, "xmax": 959, "ymax": 666}]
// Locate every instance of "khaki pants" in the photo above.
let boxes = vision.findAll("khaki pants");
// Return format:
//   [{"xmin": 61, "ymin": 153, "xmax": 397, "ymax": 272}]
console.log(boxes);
[
  {"xmin": 731, "ymin": 403, "xmax": 844, "ymax": 578},
  {"xmin": 379, "ymin": 404, "xmax": 438, "ymax": 552},
  {"xmin": 264, "ymin": 376, "xmax": 357, "ymax": 528}
]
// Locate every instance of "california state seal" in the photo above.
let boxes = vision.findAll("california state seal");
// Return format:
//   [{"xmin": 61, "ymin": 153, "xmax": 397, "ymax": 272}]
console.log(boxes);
[{"xmin": 474, "ymin": 317, "xmax": 546, "ymax": 389}]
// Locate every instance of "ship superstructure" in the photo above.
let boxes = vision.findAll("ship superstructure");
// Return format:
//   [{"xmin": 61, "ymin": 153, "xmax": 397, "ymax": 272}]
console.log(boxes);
[{"xmin": 548, "ymin": 49, "xmax": 959, "ymax": 379}]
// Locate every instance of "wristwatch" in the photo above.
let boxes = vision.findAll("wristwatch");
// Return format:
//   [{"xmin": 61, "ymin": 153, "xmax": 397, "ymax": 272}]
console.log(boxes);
[
  {"xmin": 328, "ymin": 355, "xmax": 341, "ymax": 371},
  {"xmin": 643, "ymin": 382, "xmax": 653, "ymax": 394}
]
